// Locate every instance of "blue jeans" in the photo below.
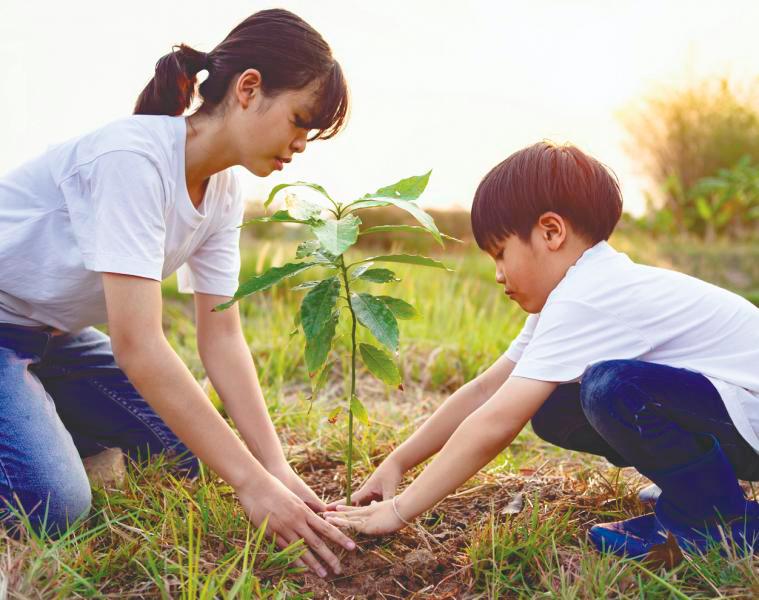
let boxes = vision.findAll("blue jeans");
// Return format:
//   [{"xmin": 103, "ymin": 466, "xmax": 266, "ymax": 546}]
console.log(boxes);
[
  {"xmin": 531, "ymin": 360, "xmax": 759, "ymax": 481},
  {"xmin": 0, "ymin": 324, "xmax": 199, "ymax": 536}
]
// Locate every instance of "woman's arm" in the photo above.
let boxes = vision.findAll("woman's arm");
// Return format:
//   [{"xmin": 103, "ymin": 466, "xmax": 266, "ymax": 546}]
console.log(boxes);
[
  {"xmin": 193, "ymin": 292, "xmax": 288, "ymax": 472},
  {"xmin": 102, "ymin": 274, "xmax": 354, "ymax": 577},
  {"xmin": 193, "ymin": 292, "xmax": 325, "ymax": 510}
]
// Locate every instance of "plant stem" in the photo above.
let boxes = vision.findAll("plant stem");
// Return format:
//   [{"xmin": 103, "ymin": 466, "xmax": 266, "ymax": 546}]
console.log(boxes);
[{"xmin": 339, "ymin": 255, "xmax": 358, "ymax": 506}]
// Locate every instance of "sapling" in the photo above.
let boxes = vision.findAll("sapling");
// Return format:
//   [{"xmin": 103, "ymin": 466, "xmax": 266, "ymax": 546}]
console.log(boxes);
[{"xmin": 216, "ymin": 172, "xmax": 454, "ymax": 504}]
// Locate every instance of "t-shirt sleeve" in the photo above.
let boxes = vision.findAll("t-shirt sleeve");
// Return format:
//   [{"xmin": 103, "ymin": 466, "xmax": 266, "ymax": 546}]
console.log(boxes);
[
  {"xmin": 176, "ymin": 173, "xmax": 244, "ymax": 297},
  {"xmin": 504, "ymin": 312, "xmax": 540, "ymax": 363},
  {"xmin": 61, "ymin": 150, "xmax": 167, "ymax": 280},
  {"xmin": 511, "ymin": 300, "xmax": 651, "ymax": 383}
]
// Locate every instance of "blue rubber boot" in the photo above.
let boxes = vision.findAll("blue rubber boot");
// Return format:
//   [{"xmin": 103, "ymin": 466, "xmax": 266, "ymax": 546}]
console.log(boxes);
[
  {"xmin": 588, "ymin": 513, "xmax": 667, "ymax": 557},
  {"xmin": 651, "ymin": 437, "xmax": 759, "ymax": 555},
  {"xmin": 590, "ymin": 438, "xmax": 759, "ymax": 558},
  {"xmin": 637, "ymin": 483, "xmax": 661, "ymax": 506}
]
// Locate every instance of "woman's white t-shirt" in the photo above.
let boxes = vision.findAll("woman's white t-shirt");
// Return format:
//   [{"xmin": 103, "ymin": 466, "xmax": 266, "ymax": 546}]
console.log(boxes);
[
  {"xmin": 506, "ymin": 241, "xmax": 759, "ymax": 453},
  {"xmin": 0, "ymin": 115, "xmax": 244, "ymax": 332}
]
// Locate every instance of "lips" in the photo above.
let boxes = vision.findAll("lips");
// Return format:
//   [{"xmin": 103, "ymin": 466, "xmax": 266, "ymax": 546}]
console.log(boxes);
[{"xmin": 273, "ymin": 157, "xmax": 292, "ymax": 171}]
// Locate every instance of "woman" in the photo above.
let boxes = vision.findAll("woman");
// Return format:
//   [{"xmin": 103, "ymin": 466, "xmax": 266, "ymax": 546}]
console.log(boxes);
[{"xmin": 0, "ymin": 8, "xmax": 354, "ymax": 578}]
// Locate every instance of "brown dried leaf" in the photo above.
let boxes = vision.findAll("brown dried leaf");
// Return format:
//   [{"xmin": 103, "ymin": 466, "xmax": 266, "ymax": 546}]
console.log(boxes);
[{"xmin": 644, "ymin": 531, "xmax": 684, "ymax": 569}]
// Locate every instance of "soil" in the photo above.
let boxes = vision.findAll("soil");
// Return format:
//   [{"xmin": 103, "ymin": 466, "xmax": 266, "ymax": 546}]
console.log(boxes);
[{"xmin": 292, "ymin": 454, "xmax": 647, "ymax": 599}]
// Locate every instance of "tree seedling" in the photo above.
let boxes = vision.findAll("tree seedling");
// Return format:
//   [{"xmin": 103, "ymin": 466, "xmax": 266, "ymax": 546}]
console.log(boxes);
[{"xmin": 216, "ymin": 172, "xmax": 455, "ymax": 504}]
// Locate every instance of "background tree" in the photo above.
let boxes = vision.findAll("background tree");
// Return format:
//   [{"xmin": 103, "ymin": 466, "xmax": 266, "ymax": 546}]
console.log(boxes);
[{"xmin": 623, "ymin": 78, "xmax": 759, "ymax": 239}]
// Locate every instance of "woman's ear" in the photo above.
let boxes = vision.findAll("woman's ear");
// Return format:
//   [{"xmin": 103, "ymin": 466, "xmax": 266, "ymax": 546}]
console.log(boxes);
[
  {"xmin": 234, "ymin": 69, "xmax": 263, "ymax": 109},
  {"xmin": 536, "ymin": 212, "xmax": 566, "ymax": 250}
]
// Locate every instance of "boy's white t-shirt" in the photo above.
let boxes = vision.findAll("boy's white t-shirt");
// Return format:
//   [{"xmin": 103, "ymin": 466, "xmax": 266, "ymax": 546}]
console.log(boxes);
[
  {"xmin": 506, "ymin": 241, "xmax": 759, "ymax": 453},
  {"xmin": 0, "ymin": 115, "xmax": 244, "ymax": 332}
]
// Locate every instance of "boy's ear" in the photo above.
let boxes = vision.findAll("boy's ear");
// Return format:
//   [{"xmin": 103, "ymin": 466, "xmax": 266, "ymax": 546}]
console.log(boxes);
[{"xmin": 536, "ymin": 212, "xmax": 566, "ymax": 250}]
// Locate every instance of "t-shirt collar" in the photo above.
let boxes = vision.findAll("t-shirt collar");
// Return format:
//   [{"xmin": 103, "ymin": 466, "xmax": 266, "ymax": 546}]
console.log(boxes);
[{"xmin": 573, "ymin": 240, "xmax": 617, "ymax": 269}]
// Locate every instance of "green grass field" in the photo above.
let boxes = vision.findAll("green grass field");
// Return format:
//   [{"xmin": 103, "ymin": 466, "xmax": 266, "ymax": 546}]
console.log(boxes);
[{"xmin": 1, "ymin": 228, "xmax": 758, "ymax": 598}]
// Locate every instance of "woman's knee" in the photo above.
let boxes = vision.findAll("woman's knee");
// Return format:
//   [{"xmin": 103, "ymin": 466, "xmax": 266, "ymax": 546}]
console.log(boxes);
[{"xmin": 1, "ymin": 473, "xmax": 92, "ymax": 537}]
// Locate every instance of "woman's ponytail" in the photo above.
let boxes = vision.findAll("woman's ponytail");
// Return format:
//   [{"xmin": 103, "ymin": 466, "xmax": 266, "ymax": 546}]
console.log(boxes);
[
  {"xmin": 132, "ymin": 9, "xmax": 349, "ymax": 140},
  {"xmin": 134, "ymin": 44, "xmax": 209, "ymax": 116}
]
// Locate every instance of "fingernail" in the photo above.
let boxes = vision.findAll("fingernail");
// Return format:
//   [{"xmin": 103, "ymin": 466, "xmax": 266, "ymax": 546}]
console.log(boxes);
[
  {"xmin": 319, "ymin": 568, "xmax": 327, "ymax": 578},
  {"xmin": 347, "ymin": 541, "xmax": 356, "ymax": 550}
]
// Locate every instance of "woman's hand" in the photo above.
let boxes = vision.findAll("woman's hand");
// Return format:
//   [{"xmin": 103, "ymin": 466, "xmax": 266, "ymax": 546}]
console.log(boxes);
[
  {"xmin": 269, "ymin": 462, "xmax": 327, "ymax": 513},
  {"xmin": 236, "ymin": 474, "xmax": 355, "ymax": 578},
  {"xmin": 324, "ymin": 498, "xmax": 406, "ymax": 536},
  {"xmin": 325, "ymin": 456, "xmax": 405, "ymax": 509}
]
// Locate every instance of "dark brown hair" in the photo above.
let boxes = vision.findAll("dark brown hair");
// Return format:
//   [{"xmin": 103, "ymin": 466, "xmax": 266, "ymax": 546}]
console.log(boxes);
[
  {"xmin": 134, "ymin": 9, "xmax": 349, "ymax": 141},
  {"xmin": 471, "ymin": 142, "xmax": 623, "ymax": 251}
]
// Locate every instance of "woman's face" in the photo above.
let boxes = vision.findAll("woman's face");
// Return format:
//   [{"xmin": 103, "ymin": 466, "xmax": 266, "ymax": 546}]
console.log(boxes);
[{"xmin": 231, "ymin": 72, "xmax": 321, "ymax": 177}]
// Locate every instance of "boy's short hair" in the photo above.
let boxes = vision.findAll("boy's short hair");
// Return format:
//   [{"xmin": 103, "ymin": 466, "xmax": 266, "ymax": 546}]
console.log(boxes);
[{"xmin": 471, "ymin": 142, "xmax": 623, "ymax": 251}]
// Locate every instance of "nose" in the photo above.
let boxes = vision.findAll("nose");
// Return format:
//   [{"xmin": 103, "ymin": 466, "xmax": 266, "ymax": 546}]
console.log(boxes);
[
  {"xmin": 495, "ymin": 268, "xmax": 505, "ymax": 284},
  {"xmin": 291, "ymin": 130, "xmax": 308, "ymax": 154}
]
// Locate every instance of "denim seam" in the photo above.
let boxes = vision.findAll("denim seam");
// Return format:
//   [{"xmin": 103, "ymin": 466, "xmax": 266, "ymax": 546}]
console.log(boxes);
[{"xmin": 81, "ymin": 374, "xmax": 175, "ymax": 451}]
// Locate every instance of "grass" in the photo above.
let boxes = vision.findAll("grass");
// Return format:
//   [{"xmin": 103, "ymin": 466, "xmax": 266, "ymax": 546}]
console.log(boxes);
[{"xmin": 2, "ymin": 228, "xmax": 758, "ymax": 598}]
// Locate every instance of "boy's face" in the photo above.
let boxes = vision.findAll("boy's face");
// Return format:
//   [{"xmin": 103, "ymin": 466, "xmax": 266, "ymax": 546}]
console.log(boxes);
[{"xmin": 488, "ymin": 213, "xmax": 586, "ymax": 313}]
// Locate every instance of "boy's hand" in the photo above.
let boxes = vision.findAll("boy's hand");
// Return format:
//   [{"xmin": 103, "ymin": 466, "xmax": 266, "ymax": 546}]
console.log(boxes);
[
  {"xmin": 324, "ymin": 499, "xmax": 405, "ymax": 535},
  {"xmin": 325, "ymin": 457, "xmax": 404, "ymax": 509},
  {"xmin": 269, "ymin": 463, "xmax": 327, "ymax": 513}
]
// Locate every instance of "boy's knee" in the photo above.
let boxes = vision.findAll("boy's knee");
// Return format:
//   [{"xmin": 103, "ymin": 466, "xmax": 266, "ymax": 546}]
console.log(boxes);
[
  {"xmin": 530, "ymin": 384, "xmax": 581, "ymax": 445},
  {"xmin": 580, "ymin": 360, "xmax": 637, "ymax": 422}
]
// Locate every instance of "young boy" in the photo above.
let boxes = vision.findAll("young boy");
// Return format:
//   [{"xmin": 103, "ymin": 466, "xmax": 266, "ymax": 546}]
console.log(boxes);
[{"xmin": 326, "ymin": 142, "xmax": 759, "ymax": 557}]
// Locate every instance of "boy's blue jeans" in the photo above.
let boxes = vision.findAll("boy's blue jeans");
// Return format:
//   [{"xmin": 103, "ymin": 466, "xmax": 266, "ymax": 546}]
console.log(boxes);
[
  {"xmin": 531, "ymin": 360, "xmax": 759, "ymax": 482},
  {"xmin": 0, "ymin": 323, "xmax": 199, "ymax": 536}
]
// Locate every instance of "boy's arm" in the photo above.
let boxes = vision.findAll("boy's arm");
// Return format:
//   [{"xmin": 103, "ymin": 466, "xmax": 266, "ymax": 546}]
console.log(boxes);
[
  {"xmin": 390, "ymin": 353, "xmax": 516, "ymax": 471},
  {"xmin": 326, "ymin": 376, "xmax": 556, "ymax": 533},
  {"xmin": 397, "ymin": 376, "xmax": 556, "ymax": 518},
  {"xmin": 330, "ymin": 353, "xmax": 516, "ymax": 506}
]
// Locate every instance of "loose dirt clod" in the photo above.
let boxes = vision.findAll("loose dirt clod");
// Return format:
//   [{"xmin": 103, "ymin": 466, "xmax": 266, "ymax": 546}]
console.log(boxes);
[{"xmin": 82, "ymin": 447, "xmax": 126, "ymax": 488}]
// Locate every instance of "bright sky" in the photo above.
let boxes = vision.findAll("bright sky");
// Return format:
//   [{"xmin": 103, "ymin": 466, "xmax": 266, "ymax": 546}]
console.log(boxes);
[{"xmin": 2, "ymin": 0, "xmax": 758, "ymax": 215}]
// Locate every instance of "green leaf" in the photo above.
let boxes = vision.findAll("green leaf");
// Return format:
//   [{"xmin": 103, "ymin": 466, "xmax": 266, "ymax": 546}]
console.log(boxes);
[
  {"xmin": 289, "ymin": 310, "xmax": 301, "ymax": 337},
  {"xmin": 295, "ymin": 240, "xmax": 321, "ymax": 259},
  {"xmin": 377, "ymin": 296, "xmax": 418, "ymax": 319},
  {"xmin": 351, "ymin": 197, "xmax": 442, "ymax": 245},
  {"xmin": 214, "ymin": 262, "xmax": 317, "ymax": 310},
  {"xmin": 695, "ymin": 196, "xmax": 713, "ymax": 221},
  {"xmin": 350, "ymin": 395, "xmax": 369, "ymax": 426},
  {"xmin": 290, "ymin": 280, "xmax": 321, "ymax": 291},
  {"xmin": 327, "ymin": 405, "xmax": 343, "ymax": 424},
  {"xmin": 313, "ymin": 248, "xmax": 339, "ymax": 265},
  {"xmin": 360, "ymin": 224, "xmax": 463, "ymax": 243},
  {"xmin": 242, "ymin": 210, "xmax": 315, "ymax": 226},
  {"xmin": 369, "ymin": 171, "xmax": 432, "ymax": 201},
  {"xmin": 359, "ymin": 343, "xmax": 402, "ymax": 387},
  {"xmin": 349, "ymin": 262, "xmax": 375, "ymax": 280},
  {"xmin": 354, "ymin": 254, "xmax": 452, "ymax": 271},
  {"xmin": 310, "ymin": 360, "xmax": 333, "ymax": 399},
  {"xmin": 301, "ymin": 277, "xmax": 341, "ymax": 340},
  {"xmin": 358, "ymin": 268, "xmax": 399, "ymax": 284},
  {"xmin": 311, "ymin": 214, "xmax": 361, "ymax": 256},
  {"xmin": 285, "ymin": 193, "xmax": 322, "ymax": 221},
  {"xmin": 265, "ymin": 181, "xmax": 336, "ymax": 209},
  {"xmin": 351, "ymin": 292, "xmax": 399, "ymax": 352},
  {"xmin": 304, "ymin": 313, "xmax": 338, "ymax": 376}
]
